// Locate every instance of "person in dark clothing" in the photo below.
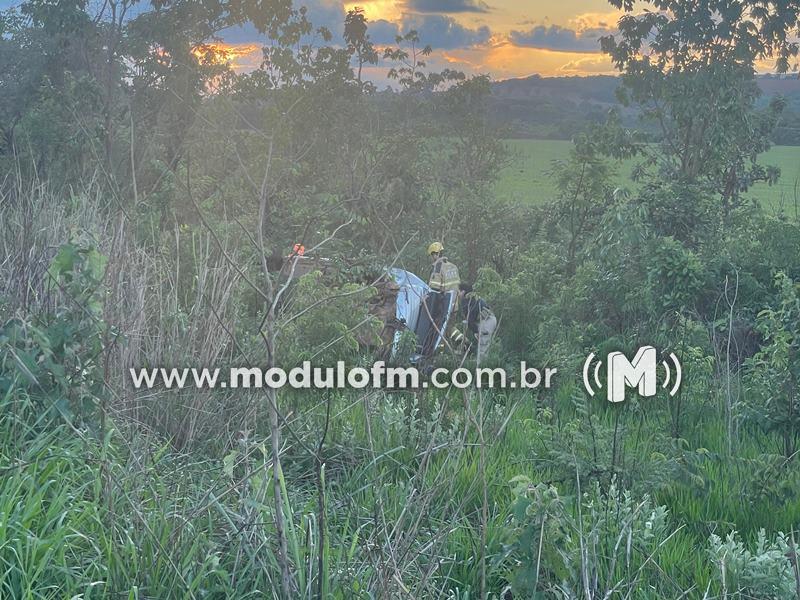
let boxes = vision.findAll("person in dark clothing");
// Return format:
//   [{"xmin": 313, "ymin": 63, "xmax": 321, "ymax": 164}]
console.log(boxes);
[{"xmin": 457, "ymin": 283, "xmax": 497, "ymax": 364}]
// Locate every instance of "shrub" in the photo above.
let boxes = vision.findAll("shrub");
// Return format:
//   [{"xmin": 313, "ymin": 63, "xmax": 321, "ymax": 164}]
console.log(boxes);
[
  {"xmin": 278, "ymin": 271, "xmax": 380, "ymax": 366},
  {"xmin": 503, "ymin": 476, "xmax": 672, "ymax": 598},
  {"xmin": 709, "ymin": 529, "xmax": 797, "ymax": 599},
  {"xmin": 743, "ymin": 272, "xmax": 800, "ymax": 457},
  {"xmin": 0, "ymin": 242, "xmax": 108, "ymax": 421},
  {"xmin": 646, "ymin": 236, "xmax": 705, "ymax": 315}
]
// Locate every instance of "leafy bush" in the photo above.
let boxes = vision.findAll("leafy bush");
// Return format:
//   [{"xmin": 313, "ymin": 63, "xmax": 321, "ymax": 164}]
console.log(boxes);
[
  {"xmin": 744, "ymin": 272, "xmax": 800, "ymax": 457},
  {"xmin": 278, "ymin": 271, "xmax": 380, "ymax": 366},
  {"xmin": 0, "ymin": 242, "xmax": 108, "ymax": 420},
  {"xmin": 635, "ymin": 182, "xmax": 717, "ymax": 247},
  {"xmin": 475, "ymin": 248, "xmax": 577, "ymax": 360},
  {"xmin": 503, "ymin": 476, "xmax": 672, "ymax": 598},
  {"xmin": 709, "ymin": 529, "xmax": 797, "ymax": 599},
  {"xmin": 646, "ymin": 236, "xmax": 705, "ymax": 314}
]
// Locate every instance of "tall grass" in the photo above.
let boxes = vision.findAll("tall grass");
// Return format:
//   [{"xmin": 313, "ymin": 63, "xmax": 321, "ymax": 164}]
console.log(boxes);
[
  {"xmin": 1, "ymin": 375, "xmax": 798, "ymax": 597},
  {"xmin": 2, "ymin": 172, "xmax": 799, "ymax": 598}
]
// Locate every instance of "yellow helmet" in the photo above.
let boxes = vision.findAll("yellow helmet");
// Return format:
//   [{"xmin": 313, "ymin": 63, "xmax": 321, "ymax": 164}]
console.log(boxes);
[{"xmin": 427, "ymin": 242, "xmax": 444, "ymax": 256}]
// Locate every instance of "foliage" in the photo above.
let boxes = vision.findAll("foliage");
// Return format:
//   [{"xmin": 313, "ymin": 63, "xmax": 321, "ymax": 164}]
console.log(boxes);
[
  {"xmin": 709, "ymin": 529, "xmax": 797, "ymax": 599},
  {"xmin": 744, "ymin": 272, "xmax": 800, "ymax": 457},
  {"xmin": 278, "ymin": 271, "xmax": 380, "ymax": 366},
  {"xmin": 645, "ymin": 236, "xmax": 705, "ymax": 314},
  {"xmin": 4, "ymin": 0, "xmax": 800, "ymax": 597},
  {"xmin": 383, "ymin": 30, "xmax": 464, "ymax": 92},
  {"xmin": 0, "ymin": 242, "xmax": 108, "ymax": 420},
  {"xmin": 602, "ymin": 0, "xmax": 798, "ymax": 213},
  {"xmin": 547, "ymin": 134, "xmax": 617, "ymax": 273},
  {"xmin": 344, "ymin": 7, "xmax": 378, "ymax": 90},
  {"xmin": 504, "ymin": 477, "xmax": 672, "ymax": 598},
  {"xmin": 474, "ymin": 249, "xmax": 572, "ymax": 359}
]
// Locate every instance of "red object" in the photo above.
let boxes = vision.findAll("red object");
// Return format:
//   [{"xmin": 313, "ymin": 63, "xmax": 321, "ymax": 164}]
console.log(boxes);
[{"xmin": 292, "ymin": 243, "xmax": 305, "ymax": 256}]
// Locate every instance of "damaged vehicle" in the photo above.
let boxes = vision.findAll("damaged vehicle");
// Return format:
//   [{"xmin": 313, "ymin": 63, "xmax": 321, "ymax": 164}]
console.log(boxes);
[
  {"xmin": 280, "ymin": 249, "xmax": 459, "ymax": 363},
  {"xmin": 368, "ymin": 268, "xmax": 459, "ymax": 363}
]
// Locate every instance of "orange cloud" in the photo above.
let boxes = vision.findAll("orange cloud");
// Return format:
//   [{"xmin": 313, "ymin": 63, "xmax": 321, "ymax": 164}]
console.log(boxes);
[
  {"xmin": 191, "ymin": 43, "xmax": 262, "ymax": 72},
  {"xmin": 568, "ymin": 10, "xmax": 625, "ymax": 33},
  {"xmin": 193, "ymin": 43, "xmax": 261, "ymax": 65},
  {"xmin": 755, "ymin": 56, "xmax": 799, "ymax": 73},
  {"xmin": 442, "ymin": 41, "xmax": 616, "ymax": 78},
  {"xmin": 558, "ymin": 53, "xmax": 615, "ymax": 74}
]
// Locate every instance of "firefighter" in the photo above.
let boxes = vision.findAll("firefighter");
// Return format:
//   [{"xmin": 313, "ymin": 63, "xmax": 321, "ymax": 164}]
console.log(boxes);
[
  {"xmin": 426, "ymin": 242, "xmax": 460, "ymax": 292},
  {"xmin": 457, "ymin": 283, "xmax": 496, "ymax": 365},
  {"xmin": 411, "ymin": 242, "xmax": 460, "ymax": 362}
]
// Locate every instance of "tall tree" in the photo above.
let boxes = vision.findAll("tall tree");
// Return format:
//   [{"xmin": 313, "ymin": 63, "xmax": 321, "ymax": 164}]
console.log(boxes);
[
  {"xmin": 602, "ymin": 0, "xmax": 800, "ymax": 215},
  {"xmin": 344, "ymin": 7, "xmax": 378, "ymax": 89}
]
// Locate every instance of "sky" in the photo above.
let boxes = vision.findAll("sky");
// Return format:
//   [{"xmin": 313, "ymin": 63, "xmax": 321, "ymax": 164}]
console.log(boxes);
[
  {"xmin": 219, "ymin": 0, "xmax": 627, "ymax": 80},
  {"xmin": 12, "ymin": 0, "xmax": 761, "ymax": 81},
  {"xmin": 2, "ymin": 0, "xmax": 793, "ymax": 80},
  {"xmin": 0, "ymin": 0, "xmax": 628, "ymax": 79}
]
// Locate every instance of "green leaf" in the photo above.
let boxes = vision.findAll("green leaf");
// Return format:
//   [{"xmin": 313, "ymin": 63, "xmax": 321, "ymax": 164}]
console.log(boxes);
[{"xmin": 223, "ymin": 451, "xmax": 239, "ymax": 479}]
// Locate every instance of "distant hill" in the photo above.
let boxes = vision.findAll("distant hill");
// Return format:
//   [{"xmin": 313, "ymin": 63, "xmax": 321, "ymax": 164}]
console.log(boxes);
[{"xmin": 491, "ymin": 74, "xmax": 800, "ymax": 144}]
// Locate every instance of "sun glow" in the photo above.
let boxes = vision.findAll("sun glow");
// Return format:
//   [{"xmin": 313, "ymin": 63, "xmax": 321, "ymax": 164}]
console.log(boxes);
[
  {"xmin": 343, "ymin": 0, "xmax": 401, "ymax": 24},
  {"xmin": 441, "ymin": 41, "xmax": 617, "ymax": 79},
  {"xmin": 192, "ymin": 43, "xmax": 261, "ymax": 66}
]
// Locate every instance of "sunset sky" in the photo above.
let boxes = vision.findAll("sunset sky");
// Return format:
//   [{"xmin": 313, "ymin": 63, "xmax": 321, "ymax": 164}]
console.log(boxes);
[
  {"xmin": 219, "ymin": 0, "xmax": 626, "ymax": 80},
  {"xmin": 216, "ymin": 0, "xmax": 789, "ymax": 81},
  {"xmin": 8, "ymin": 0, "xmax": 786, "ymax": 81},
  {"xmin": 0, "ymin": 0, "xmax": 791, "ymax": 80}
]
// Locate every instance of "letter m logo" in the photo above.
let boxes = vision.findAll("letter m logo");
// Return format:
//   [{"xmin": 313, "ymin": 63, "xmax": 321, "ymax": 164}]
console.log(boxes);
[{"xmin": 607, "ymin": 346, "xmax": 657, "ymax": 403}]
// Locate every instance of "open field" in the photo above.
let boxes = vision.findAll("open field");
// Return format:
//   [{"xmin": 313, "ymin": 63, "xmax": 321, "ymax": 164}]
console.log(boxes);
[{"xmin": 498, "ymin": 138, "xmax": 800, "ymax": 216}]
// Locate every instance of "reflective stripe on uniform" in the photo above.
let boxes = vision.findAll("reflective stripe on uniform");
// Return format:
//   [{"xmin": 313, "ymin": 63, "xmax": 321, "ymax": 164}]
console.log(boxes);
[{"xmin": 429, "ymin": 257, "xmax": 460, "ymax": 292}]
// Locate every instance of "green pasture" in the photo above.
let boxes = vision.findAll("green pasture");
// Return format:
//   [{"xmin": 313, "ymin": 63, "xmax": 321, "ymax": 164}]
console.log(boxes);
[{"xmin": 498, "ymin": 138, "xmax": 800, "ymax": 216}]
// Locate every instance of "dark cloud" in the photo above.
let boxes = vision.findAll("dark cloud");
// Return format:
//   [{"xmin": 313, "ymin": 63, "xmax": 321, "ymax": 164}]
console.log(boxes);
[
  {"xmin": 509, "ymin": 24, "xmax": 613, "ymax": 53},
  {"xmin": 301, "ymin": 0, "xmax": 348, "ymax": 37},
  {"xmin": 368, "ymin": 19, "xmax": 402, "ymax": 45},
  {"xmin": 402, "ymin": 14, "xmax": 491, "ymax": 49},
  {"xmin": 341, "ymin": 11, "xmax": 492, "ymax": 51},
  {"xmin": 405, "ymin": 0, "xmax": 491, "ymax": 14},
  {"xmin": 217, "ymin": 2, "xmax": 491, "ymax": 54}
]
